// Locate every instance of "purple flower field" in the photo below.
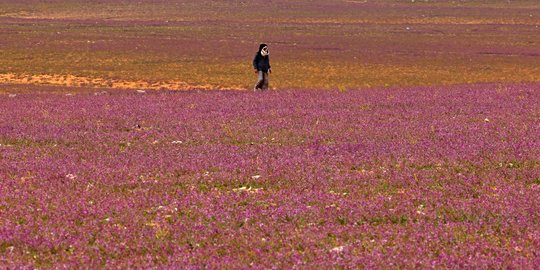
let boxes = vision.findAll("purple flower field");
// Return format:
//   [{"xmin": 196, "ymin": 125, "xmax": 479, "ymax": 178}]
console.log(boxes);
[{"xmin": 1, "ymin": 83, "xmax": 539, "ymax": 268}]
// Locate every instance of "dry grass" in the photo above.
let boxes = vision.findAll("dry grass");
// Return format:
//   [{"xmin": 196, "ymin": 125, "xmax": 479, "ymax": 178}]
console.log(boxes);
[{"xmin": 0, "ymin": 0, "xmax": 538, "ymax": 90}]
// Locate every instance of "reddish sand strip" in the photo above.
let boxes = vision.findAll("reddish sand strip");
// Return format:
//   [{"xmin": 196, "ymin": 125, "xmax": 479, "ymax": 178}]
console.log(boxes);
[{"xmin": 0, "ymin": 73, "xmax": 242, "ymax": 91}]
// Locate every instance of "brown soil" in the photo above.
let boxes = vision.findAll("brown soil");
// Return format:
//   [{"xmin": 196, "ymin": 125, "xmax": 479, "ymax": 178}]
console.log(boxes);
[{"xmin": 0, "ymin": 73, "xmax": 241, "ymax": 91}]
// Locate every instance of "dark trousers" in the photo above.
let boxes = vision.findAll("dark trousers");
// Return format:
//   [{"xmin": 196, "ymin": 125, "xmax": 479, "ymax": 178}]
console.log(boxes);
[{"xmin": 254, "ymin": 71, "xmax": 269, "ymax": 91}]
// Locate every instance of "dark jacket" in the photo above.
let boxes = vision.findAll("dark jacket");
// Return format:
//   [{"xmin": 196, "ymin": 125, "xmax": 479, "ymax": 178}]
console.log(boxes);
[{"xmin": 253, "ymin": 44, "xmax": 271, "ymax": 72}]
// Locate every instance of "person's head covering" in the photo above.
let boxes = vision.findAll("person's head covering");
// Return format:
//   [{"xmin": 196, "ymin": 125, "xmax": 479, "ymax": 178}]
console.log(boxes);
[{"xmin": 259, "ymin": 43, "xmax": 269, "ymax": 56}]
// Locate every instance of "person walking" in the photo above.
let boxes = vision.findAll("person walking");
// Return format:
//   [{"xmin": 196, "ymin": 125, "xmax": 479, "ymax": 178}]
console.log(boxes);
[{"xmin": 253, "ymin": 43, "xmax": 271, "ymax": 91}]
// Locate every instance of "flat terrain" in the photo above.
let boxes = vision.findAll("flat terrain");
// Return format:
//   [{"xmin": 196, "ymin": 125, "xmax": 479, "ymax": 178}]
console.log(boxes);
[
  {"xmin": 1, "ymin": 1, "xmax": 540, "ymax": 268},
  {"xmin": 0, "ymin": 0, "xmax": 539, "ymax": 90},
  {"xmin": 1, "ymin": 83, "xmax": 539, "ymax": 268}
]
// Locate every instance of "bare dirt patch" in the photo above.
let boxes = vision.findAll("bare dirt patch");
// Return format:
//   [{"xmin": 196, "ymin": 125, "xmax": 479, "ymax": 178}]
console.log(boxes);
[{"xmin": 0, "ymin": 73, "xmax": 241, "ymax": 91}]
